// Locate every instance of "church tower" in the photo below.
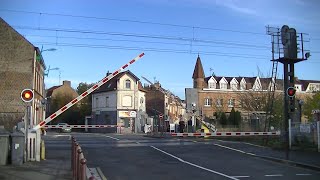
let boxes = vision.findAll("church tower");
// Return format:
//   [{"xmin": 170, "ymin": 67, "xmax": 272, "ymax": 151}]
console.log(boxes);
[{"xmin": 192, "ymin": 55, "xmax": 205, "ymax": 89}]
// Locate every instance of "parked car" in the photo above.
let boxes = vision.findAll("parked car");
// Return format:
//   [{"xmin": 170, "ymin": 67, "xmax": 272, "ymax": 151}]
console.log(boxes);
[{"xmin": 57, "ymin": 123, "xmax": 72, "ymax": 133}]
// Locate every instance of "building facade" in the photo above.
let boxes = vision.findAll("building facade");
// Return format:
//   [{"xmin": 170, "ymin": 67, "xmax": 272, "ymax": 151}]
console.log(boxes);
[
  {"xmin": 186, "ymin": 55, "xmax": 320, "ymax": 127},
  {"xmin": 0, "ymin": 17, "xmax": 46, "ymax": 130},
  {"xmin": 144, "ymin": 82, "xmax": 186, "ymax": 131},
  {"xmin": 45, "ymin": 80, "xmax": 79, "ymax": 119},
  {"xmin": 91, "ymin": 71, "xmax": 147, "ymax": 133}
]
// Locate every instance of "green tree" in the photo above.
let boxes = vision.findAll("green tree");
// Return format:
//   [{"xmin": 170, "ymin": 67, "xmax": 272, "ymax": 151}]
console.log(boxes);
[
  {"xmin": 219, "ymin": 112, "xmax": 227, "ymax": 127},
  {"xmin": 235, "ymin": 110, "xmax": 242, "ymax": 126},
  {"xmin": 51, "ymin": 93, "xmax": 80, "ymax": 124},
  {"xmin": 228, "ymin": 108, "xmax": 236, "ymax": 125},
  {"xmin": 303, "ymin": 92, "xmax": 320, "ymax": 120},
  {"xmin": 76, "ymin": 82, "xmax": 95, "ymax": 124}
]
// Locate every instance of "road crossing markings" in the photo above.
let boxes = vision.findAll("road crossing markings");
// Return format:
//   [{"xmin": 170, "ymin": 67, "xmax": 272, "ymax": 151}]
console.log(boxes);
[
  {"xmin": 296, "ymin": 173, "xmax": 312, "ymax": 176},
  {"xmin": 104, "ymin": 135, "xmax": 120, "ymax": 141},
  {"xmin": 150, "ymin": 145, "xmax": 239, "ymax": 180},
  {"xmin": 265, "ymin": 174, "xmax": 283, "ymax": 177},
  {"xmin": 232, "ymin": 176, "xmax": 250, "ymax": 178}
]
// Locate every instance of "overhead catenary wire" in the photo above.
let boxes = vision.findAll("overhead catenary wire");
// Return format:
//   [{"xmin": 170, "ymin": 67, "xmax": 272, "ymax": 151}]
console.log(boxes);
[
  {"xmin": 13, "ymin": 25, "xmax": 271, "ymax": 49},
  {"xmin": 0, "ymin": 9, "xmax": 267, "ymax": 35},
  {"xmin": 23, "ymin": 34, "xmax": 270, "ymax": 50},
  {"xmin": 31, "ymin": 41, "xmax": 320, "ymax": 63}
]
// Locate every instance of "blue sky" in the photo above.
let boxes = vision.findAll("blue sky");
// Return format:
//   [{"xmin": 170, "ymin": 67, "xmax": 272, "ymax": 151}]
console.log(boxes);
[{"xmin": 1, "ymin": 0, "xmax": 319, "ymax": 99}]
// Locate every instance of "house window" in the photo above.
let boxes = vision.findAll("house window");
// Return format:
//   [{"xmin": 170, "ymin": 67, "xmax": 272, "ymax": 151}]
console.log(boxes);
[
  {"xmin": 125, "ymin": 79, "xmax": 131, "ymax": 89},
  {"xmin": 208, "ymin": 82, "xmax": 216, "ymax": 89},
  {"xmin": 220, "ymin": 83, "xmax": 227, "ymax": 89},
  {"xmin": 216, "ymin": 99, "xmax": 223, "ymax": 107},
  {"xmin": 204, "ymin": 98, "xmax": 212, "ymax": 106},
  {"xmin": 105, "ymin": 97, "xmax": 109, "ymax": 107},
  {"xmin": 231, "ymin": 83, "xmax": 237, "ymax": 90},
  {"xmin": 95, "ymin": 97, "xmax": 99, "ymax": 108},
  {"xmin": 228, "ymin": 99, "xmax": 235, "ymax": 107},
  {"xmin": 122, "ymin": 95, "xmax": 132, "ymax": 107}
]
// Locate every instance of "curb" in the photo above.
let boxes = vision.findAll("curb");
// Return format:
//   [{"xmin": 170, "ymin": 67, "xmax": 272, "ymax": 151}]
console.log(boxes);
[{"xmin": 256, "ymin": 155, "xmax": 320, "ymax": 172}]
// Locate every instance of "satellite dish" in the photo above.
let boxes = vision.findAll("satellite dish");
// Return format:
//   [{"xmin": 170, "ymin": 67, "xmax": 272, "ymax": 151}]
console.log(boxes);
[{"xmin": 281, "ymin": 25, "xmax": 289, "ymax": 45}]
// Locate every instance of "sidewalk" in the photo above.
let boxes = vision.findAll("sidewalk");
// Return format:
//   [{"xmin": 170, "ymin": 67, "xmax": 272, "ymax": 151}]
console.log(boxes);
[{"xmin": 0, "ymin": 144, "xmax": 71, "ymax": 180}]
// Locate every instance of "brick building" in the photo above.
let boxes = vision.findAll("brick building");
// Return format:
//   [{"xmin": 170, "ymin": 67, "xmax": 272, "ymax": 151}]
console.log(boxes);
[
  {"xmin": 144, "ymin": 82, "xmax": 186, "ymax": 131},
  {"xmin": 45, "ymin": 80, "xmax": 79, "ymax": 118},
  {"xmin": 185, "ymin": 55, "xmax": 320, "ymax": 127},
  {"xmin": 0, "ymin": 17, "xmax": 46, "ymax": 130}
]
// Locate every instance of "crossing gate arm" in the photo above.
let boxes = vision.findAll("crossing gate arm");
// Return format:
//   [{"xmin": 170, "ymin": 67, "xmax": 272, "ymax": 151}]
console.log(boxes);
[
  {"xmin": 170, "ymin": 131, "xmax": 281, "ymax": 137},
  {"xmin": 33, "ymin": 53, "xmax": 145, "ymax": 131}
]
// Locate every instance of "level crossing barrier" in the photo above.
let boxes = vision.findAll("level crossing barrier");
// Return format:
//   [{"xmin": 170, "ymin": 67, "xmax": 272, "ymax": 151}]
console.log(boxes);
[{"xmin": 171, "ymin": 131, "xmax": 281, "ymax": 137}]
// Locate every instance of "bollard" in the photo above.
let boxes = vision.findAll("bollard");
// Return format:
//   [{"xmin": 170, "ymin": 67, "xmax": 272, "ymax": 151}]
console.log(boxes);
[
  {"xmin": 73, "ymin": 143, "xmax": 79, "ymax": 180},
  {"xmin": 80, "ymin": 158, "xmax": 87, "ymax": 180},
  {"xmin": 71, "ymin": 137, "xmax": 75, "ymax": 177},
  {"xmin": 77, "ymin": 149, "xmax": 82, "ymax": 180},
  {"xmin": 40, "ymin": 140, "xmax": 46, "ymax": 160}
]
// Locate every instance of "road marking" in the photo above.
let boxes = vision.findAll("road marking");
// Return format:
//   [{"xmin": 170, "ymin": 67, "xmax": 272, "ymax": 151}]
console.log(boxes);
[
  {"xmin": 192, "ymin": 141, "xmax": 198, "ymax": 143},
  {"xmin": 265, "ymin": 174, "xmax": 283, "ymax": 177},
  {"xmin": 296, "ymin": 173, "xmax": 312, "ymax": 176},
  {"xmin": 150, "ymin": 146, "xmax": 239, "ymax": 180},
  {"xmin": 104, "ymin": 135, "xmax": 120, "ymax": 141},
  {"xmin": 214, "ymin": 144, "xmax": 246, "ymax": 154},
  {"xmin": 243, "ymin": 142, "xmax": 265, "ymax": 148},
  {"xmin": 246, "ymin": 152, "xmax": 256, "ymax": 156},
  {"xmin": 232, "ymin": 176, "xmax": 250, "ymax": 178},
  {"xmin": 136, "ymin": 142, "xmax": 140, "ymax": 144},
  {"xmin": 97, "ymin": 167, "xmax": 108, "ymax": 180}
]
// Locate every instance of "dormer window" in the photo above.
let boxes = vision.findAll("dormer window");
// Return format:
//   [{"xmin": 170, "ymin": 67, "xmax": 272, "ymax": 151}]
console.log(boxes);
[
  {"xmin": 125, "ymin": 79, "xmax": 131, "ymax": 89},
  {"xmin": 220, "ymin": 83, "xmax": 227, "ymax": 89},
  {"xmin": 231, "ymin": 83, "xmax": 237, "ymax": 90},
  {"xmin": 208, "ymin": 82, "xmax": 216, "ymax": 89}
]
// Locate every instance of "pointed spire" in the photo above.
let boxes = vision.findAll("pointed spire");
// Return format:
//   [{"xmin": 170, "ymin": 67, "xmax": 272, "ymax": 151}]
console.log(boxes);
[{"xmin": 192, "ymin": 55, "xmax": 205, "ymax": 79}]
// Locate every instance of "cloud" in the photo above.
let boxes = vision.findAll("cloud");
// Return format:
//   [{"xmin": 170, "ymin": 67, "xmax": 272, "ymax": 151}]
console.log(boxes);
[{"xmin": 214, "ymin": 0, "xmax": 257, "ymax": 15}]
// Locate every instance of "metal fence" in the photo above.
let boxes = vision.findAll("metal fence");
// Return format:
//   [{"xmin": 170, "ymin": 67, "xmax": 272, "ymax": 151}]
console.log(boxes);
[{"xmin": 289, "ymin": 120, "xmax": 320, "ymax": 152}]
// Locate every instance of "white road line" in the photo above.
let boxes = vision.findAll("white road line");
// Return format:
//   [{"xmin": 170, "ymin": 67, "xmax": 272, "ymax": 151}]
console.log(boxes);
[
  {"xmin": 232, "ymin": 176, "xmax": 250, "ymax": 178},
  {"xmin": 246, "ymin": 152, "xmax": 256, "ymax": 156},
  {"xmin": 136, "ymin": 142, "xmax": 140, "ymax": 144},
  {"xmin": 97, "ymin": 167, "xmax": 108, "ymax": 180},
  {"xmin": 214, "ymin": 144, "xmax": 246, "ymax": 154},
  {"xmin": 104, "ymin": 135, "xmax": 120, "ymax": 141},
  {"xmin": 265, "ymin": 174, "xmax": 283, "ymax": 177},
  {"xmin": 296, "ymin": 173, "xmax": 312, "ymax": 176},
  {"xmin": 150, "ymin": 146, "xmax": 239, "ymax": 180},
  {"xmin": 243, "ymin": 142, "xmax": 265, "ymax": 148}
]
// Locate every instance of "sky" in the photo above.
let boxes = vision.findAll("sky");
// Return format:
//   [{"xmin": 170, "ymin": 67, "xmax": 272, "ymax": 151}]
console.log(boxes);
[{"xmin": 1, "ymin": 0, "xmax": 319, "ymax": 99}]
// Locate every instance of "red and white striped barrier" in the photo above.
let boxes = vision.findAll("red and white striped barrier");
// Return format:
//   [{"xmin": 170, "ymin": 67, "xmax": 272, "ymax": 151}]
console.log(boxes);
[
  {"xmin": 33, "ymin": 53, "xmax": 145, "ymax": 131},
  {"xmin": 44, "ymin": 125, "xmax": 121, "ymax": 128},
  {"xmin": 171, "ymin": 131, "xmax": 280, "ymax": 137}
]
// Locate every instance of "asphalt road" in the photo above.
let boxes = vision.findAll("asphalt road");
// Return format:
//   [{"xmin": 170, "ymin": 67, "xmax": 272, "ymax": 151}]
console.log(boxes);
[{"xmin": 45, "ymin": 133, "xmax": 320, "ymax": 180}]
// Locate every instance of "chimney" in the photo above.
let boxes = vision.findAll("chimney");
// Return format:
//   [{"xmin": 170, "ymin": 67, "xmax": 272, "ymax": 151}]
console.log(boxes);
[{"xmin": 63, "ymin": 80, "xmax": 71, "ymax": 87}]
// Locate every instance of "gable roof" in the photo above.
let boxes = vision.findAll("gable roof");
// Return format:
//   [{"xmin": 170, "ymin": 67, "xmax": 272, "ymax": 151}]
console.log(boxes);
[
  {"xmin": 46, "ymin": 85, "xmax": 62, "ymax": 97},
  {"xmin": 93, "ymin": 70, "xmax": 142, "ymax": 94}
]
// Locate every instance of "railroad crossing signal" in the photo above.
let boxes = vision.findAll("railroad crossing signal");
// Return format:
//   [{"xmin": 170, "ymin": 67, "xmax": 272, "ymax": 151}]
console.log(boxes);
[
  {"xmin": 159, "ymin": 114, "xmax": 163, "ymax": 119},
  {"xmin": 287, "ymin": 87, "xmax": 296, "ymax": 98},
  {"xmin": 21, "ymin": 89, "xmax": 34, "ymax": 103}
]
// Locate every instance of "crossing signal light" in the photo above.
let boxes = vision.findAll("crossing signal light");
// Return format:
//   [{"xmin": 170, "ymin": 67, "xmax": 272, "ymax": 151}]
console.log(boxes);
[
  {"xmin": 21, "ymin": 89, "xmax": 34, "ymax": 102},
  {"xmin": 287, "ymin": 87, "xmax": 296, "ymax": 98}
]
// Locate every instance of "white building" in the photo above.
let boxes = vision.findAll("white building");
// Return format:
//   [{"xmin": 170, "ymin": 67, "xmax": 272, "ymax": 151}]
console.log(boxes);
[{"xmin": 91, "ymin": 70, "xmax": 147, "ymax": 133}]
